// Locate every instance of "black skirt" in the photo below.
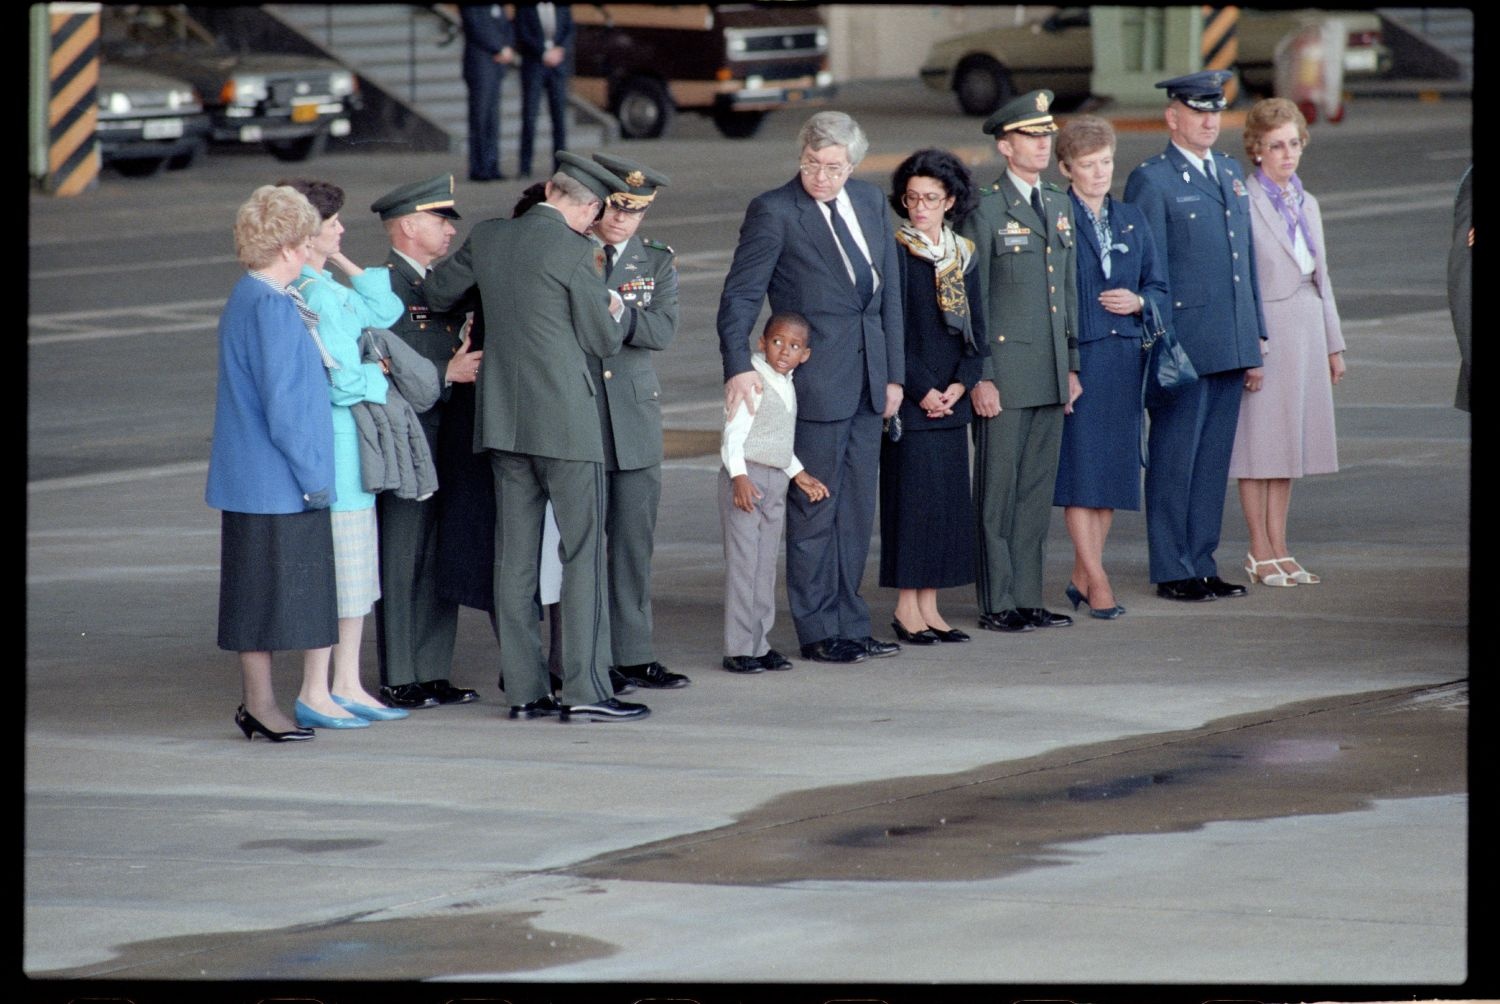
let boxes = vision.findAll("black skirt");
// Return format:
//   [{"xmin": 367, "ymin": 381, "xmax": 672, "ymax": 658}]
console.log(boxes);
[
  {"xmin": 217, "ymin": 509, "xmax": 339, "ymax": 652},
  {"xmin": 878, "ymin": 426, "xmax": 977, "ymax": 590}
]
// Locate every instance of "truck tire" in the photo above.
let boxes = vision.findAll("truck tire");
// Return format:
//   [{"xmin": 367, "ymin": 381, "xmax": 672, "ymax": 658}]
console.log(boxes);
[
  {"xmin": 266, "ymin": 132, "xmax": 326, "ymax": 163},
  {"xmin": 712, "ymin": 109, "xmax": 767, "ymax": 139},
  {"xmin": 112, "ymin": 156, "xmax": 166, "ymax": 178},
  {"xmin": 615, "ymin": 77, "xmax": 674, "ymax": 139},
  {"xmin": 954, "ymin": 56, "xmax": 1013, "ymax": 117}
]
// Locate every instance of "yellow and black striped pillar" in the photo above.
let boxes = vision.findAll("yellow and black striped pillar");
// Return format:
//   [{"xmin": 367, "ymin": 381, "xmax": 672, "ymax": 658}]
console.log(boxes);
[
  {"xmin": 44, "ymin": 3, "xmax": 101, "ymax": 196},
  {"xmin": 1200, "ymin": 5, "xmax": 1241, "ymax": 105}
]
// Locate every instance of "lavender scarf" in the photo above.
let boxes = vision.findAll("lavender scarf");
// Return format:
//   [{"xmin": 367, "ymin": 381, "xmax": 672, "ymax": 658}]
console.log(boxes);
[{"xmin": 1255, "ymin": 168, "xmax": 1317, "ymax": 259}]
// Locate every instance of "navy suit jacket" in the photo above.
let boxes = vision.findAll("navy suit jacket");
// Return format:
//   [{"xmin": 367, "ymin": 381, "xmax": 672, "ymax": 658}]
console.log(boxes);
[
  {"xmin": 513, "ymin": 3, "xmax": 573, "ymax": 58},
  {"xmin": 461, "ymin": 4, "xmax": 514, "ymax": 66},
  {"xmin": 716, "ymin": 176, "xmax": 904, "ymax": 423},
  {"xmin": 1123, "ymin": 144, "xmax": 1266, "ymax": 375},
  {"xmin": 1071, "ymin": 193, "xmax": 1170, "ymax": 344}
]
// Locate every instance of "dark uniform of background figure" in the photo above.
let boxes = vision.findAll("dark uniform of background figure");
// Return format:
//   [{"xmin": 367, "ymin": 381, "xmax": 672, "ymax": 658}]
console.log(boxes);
[
  {"xmin": 424, "ymin": 152, "xmax": 648, "ymax": 721},
  {"xmin": 1124, "ymin": 71, "xmax": 1266, "ymax": 602},
  {"xmin": 587, "ymin": 152, "xmax": 691, "ymax": 692},
  {"xmin": 514, "ymin": 2, "xmax": 573, "ymax": 178},
  {"xmin": 1448, "ymin": 164, "xmax": 1472, "ymax": 412},
  {"xmin": 369, "ymin": 174, "xmax": 482, "ymax": 710},
  {"xmin": 460, "ymin": 4, "xmax": 515, "ymax": 182},
  {"xmin": 959, "ymin": 90, "xmax": 1080, "ymax": 634}
]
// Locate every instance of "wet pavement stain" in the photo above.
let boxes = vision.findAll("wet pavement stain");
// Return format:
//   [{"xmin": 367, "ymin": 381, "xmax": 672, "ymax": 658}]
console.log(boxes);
[
  {"xmin": 37, "ymin": 908, "xmax": 615, "ymax": 980},
  {"xmin": 568, "ymin": 682, "xmax": 1467, "ymax": 885},
  {"xmin": 240, "ymin": 838, "xmax": 383, "ymax": 854}
]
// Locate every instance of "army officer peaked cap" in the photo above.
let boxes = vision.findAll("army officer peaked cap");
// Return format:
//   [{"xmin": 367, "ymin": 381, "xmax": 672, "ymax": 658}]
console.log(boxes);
[
  {"xmin": 592, "ymin": 152, "xmax": 670, "ymax": 211},
  {"xmin": 556, "ymin": 151, "xmax": 630, "ymax": 202},
  {"xmin": 370, "ymin": 173, "xmax": 461, "ymax": 221},
  {"xmin": 1156, "ymin": 70, "xmax": 1233, "ymax": 112},
  {"xmin": 983, "ymin": 89, "xmax": 1059, "ymax": 137}
]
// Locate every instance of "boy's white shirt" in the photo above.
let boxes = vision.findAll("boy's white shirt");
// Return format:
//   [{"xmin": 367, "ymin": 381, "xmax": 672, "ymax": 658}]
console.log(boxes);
[{"xmin": 720, "ymin": 351, "xmax": 804, "ymax": 479}]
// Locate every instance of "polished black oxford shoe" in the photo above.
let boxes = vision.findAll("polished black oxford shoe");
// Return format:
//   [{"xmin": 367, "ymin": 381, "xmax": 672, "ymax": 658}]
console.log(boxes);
[
  {"xmin": 560, "ymin": 697, "xmax": 651, "ymax": 722},
  {"xmin": 380, "ymin": 683, "xmax": 440, "ymax": 710},
  {"xmin": 977, "ymin": 609, "xmax": 1035, "ymax": 632},
  {"xmin": 722, "ymin": 655, "xmax": 766, "ymax": 674},
  {"xmin": 608, "ymin": 668, "xmax": 637, "ymax": 695},
  {"xmin": 1020, "ymin": 607, "xmax": 1074, "ymax": 628},
  {"xmin": 618, "ymin": 661, "xmax": 690, "ymax": 689},
  {"xmin": 799, "ymin": 638, "xmax": 868, "ymax": 663},
  {"xmin": 757, "ymin": 649, "xmax": 793, "ymax": 670},
  {"xmin": 1202, "ymin": 575, "xmax": 1248, "ymax": 598},
  {"xmin": 422, "ymin": 679, "xmax": 479, "ymax": 705},
  {"xmin": 855, "ymin": 636, "xmax": 901, "ymax": 658},
  {"xmin": 1156, "ymin": 578, "xmax": 1215, "ymax": 602},
  {"xmin": 508, "ymin": 695, "xmax": 562, "ymax": 719}
]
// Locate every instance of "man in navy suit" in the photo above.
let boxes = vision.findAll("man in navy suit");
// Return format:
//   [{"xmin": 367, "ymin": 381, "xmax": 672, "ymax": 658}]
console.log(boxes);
[
  {"xmin": 1124, "ymin": 71, "xmax": 1267, "ymax": 602},
  {"xmin": 514, "ymin": 2, "xmax": 573, "ymax": 178},
  {"xmin": 460, "ymin": 5, "xmax": 515, "ymax": 182},
  {"xmin": 716, "ymin": 111, "xmax": 905, "ymax": 664}
]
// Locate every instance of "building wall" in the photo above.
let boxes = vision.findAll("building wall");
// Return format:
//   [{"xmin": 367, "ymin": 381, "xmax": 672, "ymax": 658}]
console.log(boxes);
[{"xmin": 823, "ymin": 5, "xmax": 1040, "ymax": 80}]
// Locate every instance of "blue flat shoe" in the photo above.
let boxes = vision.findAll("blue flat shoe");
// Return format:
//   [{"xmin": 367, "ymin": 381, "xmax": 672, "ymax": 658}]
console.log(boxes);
[
  {"xmin": 331, "ymin": 694, "xmax": 409, "ymax": 721},
  {"xmin": 295, "ymin": 699, "xmax": 370, "ymax": 729}
]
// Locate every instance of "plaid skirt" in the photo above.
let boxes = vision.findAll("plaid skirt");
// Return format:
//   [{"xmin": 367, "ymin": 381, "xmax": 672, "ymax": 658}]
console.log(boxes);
[{"xmin": 331, "ymin": 506, "xmax": 381, "ymax": 618}]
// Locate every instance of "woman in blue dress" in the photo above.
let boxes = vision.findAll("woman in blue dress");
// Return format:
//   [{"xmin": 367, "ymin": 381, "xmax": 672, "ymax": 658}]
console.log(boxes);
[{"xmin": 1052, "ymin": 116, "xmax": 1169, "ymax": 619}]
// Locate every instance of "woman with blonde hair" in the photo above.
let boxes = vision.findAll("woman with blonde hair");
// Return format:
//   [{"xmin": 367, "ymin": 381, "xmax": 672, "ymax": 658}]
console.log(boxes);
[
  {"xmin": 207, "ymin": 184, "xmax": 335, "ymax": 742},
  {"xmin": 1229, "ymin": 98, "xmax": 1347, "ymax": 587}
]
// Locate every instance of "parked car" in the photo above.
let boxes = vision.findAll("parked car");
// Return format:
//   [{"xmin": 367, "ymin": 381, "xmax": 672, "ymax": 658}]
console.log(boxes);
[
  {"xmin": 919, "ymin": 7, "xmax": 1391, "ymax": 117},
  {"xmin": 96, "ymin": 63, "xmax": 212, "ymax": 177},
  {"xmin": 99, "ymin": 5, "xmax": 359, "ymax": 162},
  {"xmin": 572, "ymin": 4, "xmax": 834, "ymax": 139}
]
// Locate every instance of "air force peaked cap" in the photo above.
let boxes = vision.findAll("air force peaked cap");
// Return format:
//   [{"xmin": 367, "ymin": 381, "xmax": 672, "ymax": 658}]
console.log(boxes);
[
  {"xmin": 982, "ymin": 89, "xmax": 1059, "ymax": 137},
  {"xmin": 1156, "ymin": 70, "xmax": 1233, "ymax": 112},
  {"xmin": 370, "ymin": 174, "xmax": 461, "ymax": 220},
  {"xmin": 555, "ymin": 151, "xmax": 629, "ymax": 202}
]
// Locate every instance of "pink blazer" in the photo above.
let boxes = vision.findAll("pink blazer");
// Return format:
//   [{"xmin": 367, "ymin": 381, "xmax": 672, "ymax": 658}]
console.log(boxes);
[{"xmin": 1248, "ymin": 182, "xmax": 1346, "ymax": 354}]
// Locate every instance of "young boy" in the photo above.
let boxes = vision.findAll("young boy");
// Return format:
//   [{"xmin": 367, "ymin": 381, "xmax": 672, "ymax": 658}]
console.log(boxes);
[{"xmin": 719, "ymin": 312, "xmax": 829, "ymax": 673}]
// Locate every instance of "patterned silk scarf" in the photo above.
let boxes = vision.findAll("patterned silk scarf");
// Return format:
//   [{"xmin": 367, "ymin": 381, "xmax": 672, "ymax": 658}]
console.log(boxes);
[
  {"xmin": 1070, "ymin": 191, "xmax": 1130, "ymax": 281},
  {"xmin": 894, "ymin": 223, "xmax": 977, "ymax": 352},
  {"xmin": 1254, "ymin": 168, "xmax": 1318, "ymax": 258}
]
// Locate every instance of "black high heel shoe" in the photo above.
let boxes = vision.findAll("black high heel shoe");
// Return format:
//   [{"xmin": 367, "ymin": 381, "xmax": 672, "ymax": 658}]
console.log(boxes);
[
  {"xmin": 890, "ymin": 619, "xmax": 940, "ymax": 645},
  {"xmin": 235, "ymin": 705, "xmax": 314, "ymax": 743}
]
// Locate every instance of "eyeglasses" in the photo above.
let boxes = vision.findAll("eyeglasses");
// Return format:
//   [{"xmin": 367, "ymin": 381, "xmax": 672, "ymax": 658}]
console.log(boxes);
[
  {"xmin": 901, "ymin": 191, "xmax": 950, "ymax": 209},
  {"xmin": 799, "ymin": 161, "xmax": 850, "ymax": 180}
]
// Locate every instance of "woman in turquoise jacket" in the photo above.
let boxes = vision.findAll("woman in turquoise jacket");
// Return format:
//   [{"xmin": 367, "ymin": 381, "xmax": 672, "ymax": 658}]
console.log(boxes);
[{"xmin": 285, "ymin": 178, "xmax": 407, "ymax": 729}]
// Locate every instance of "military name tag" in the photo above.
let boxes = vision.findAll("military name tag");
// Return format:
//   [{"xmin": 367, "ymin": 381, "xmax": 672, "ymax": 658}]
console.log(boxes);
[
  {"xmin": 1003, "ymin": 235, "xmax": 1030, "ymax": 247},
  {"xmin": 407, "ymin": 303, "xmax": 431, "ymax": 323},
  {"xmin": 1175, "ymin": 195, "xmax": 1202, "ymax": 203}
]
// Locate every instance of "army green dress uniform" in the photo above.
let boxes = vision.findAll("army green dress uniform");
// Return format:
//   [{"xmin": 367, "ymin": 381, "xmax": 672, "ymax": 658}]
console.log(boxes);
[
  {"xmin": 424, "ymin": 153, "xmax": 633, "ymax": 713},
  {"xmin": 368, "ymin": 175, "xmax": 477, "ymax": 708},
  {"xmin": 958, "ymin": 91, "xmax": 1081, "ymax": 630},
  {"xmin": 587, "ymin": 153, "xmax": 690, "ymax": 690}
]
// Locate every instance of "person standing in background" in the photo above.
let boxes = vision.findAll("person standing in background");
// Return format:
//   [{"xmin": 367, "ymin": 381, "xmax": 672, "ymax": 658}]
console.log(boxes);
[
  {"xmin": 460, "ymin": 5, "xmax": 516, "ymax": 182},
  {"xmin": 514, "ymin": 2, "xmax": 573, "ymax": 179}
]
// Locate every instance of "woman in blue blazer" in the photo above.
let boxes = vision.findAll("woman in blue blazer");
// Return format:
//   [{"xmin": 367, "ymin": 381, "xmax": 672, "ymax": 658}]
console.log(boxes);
[
  {"xmin": 206, "ymin": 185, "xmax": 337, "ymax": 742},
  {"xmin": 1051, "ymin": 116, "xmax": 1169, "ymax": 619}
]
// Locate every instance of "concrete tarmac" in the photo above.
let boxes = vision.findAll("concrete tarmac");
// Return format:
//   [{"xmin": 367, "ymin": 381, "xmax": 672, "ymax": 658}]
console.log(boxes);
[{"xmin": 25, "ymin": 81, "xmax": 1476, "ymax": 1003}]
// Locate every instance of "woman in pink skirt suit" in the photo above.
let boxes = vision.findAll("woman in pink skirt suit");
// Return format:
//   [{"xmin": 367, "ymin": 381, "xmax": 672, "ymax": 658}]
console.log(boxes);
[{"xmin": 1229, "ymin": 98, "xmax": 1347, "ymax": 587}]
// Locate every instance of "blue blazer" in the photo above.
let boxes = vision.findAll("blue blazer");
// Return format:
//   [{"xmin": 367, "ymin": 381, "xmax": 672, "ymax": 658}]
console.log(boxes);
[
  {"xmin": 206, "ymin": 274, "xmax": 335, "ymax": 514},
  {"xmin": 1071, "ymin": 193, "xmax": 1170, "ymax": 344},
  {"xmin": 513, "ymin": 3, "xmax": 573, "ymax": 58},
  {"xmin": 1123, "ymin": 144, "xmax": 1267, "ymax": 375},
  {"xmin": 716, "ymin": 176, "xmax": 905, "ymax": 422},
  {"xmin": 461, "ymin": 4, "xmax": 515, "ymax": 75}
]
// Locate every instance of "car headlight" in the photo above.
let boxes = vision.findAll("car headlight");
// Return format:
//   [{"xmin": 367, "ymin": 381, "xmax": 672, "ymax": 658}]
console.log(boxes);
[
  {"xmin": 328, "ymin": 70, "xmax": 355, "ymax": 98},
  {"xmin": 727, "ymin": 35, "xmax": 746, "ymax": 55},
  {"xmin": 167, "ymin": 87, "xmax": 200, "ymax": 112},
  {"xmin": 815, "ymin": 28, "xmax": 828, "ymax": 50},
  {"xmin": 100, "ymin": 91, "xmax": 131, "ymax": 114},
  {"xmin": 222, "ymin": 73, "xmax": 268, "ymax": 106}
]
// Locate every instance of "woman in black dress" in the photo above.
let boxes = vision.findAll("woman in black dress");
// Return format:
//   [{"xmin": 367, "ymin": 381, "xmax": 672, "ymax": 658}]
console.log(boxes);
[{"xmin": 880, "ymin": 149, "xmax": 989, "ymax": 644}]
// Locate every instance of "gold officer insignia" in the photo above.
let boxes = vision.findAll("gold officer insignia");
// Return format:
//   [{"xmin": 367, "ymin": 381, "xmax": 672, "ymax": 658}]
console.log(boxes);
[
  {"xmin": 626, "ymin": 170, "xmax": 646, "ymax": 187},
  {"xmin": 1036, "ymin": 92, "xmax": 1049, "ymax": 112}
]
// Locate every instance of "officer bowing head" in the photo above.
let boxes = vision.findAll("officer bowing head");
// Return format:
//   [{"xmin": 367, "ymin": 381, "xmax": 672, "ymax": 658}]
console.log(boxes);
[{"xmin": 590, "ymin": 152, "xmax": 671, "ymax": 254}]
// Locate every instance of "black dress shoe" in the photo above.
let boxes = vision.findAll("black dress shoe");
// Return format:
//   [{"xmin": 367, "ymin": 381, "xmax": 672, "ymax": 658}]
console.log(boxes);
[
  {"xmin": 757, "ymin": 649, "xmax": 793, "ymax": 671},
  {"xmin": 508, "ymin": 695, "xmax": 562, "ymax": 719},
  {"xmin": 235, "ymin": 705, "xmax": 314, "ymax": 743},
  {"xmin": 722, "ymin": 655, "xmax": 766, "ymax": 674},
  {"xmin": 799, "ymin": 638, "xmax": 868, "ymax": 663},
  {"xmin": 890, "ymin": 620, "xmax": 939, "ymax": 645},
  {"xmin": 1020, "ymin": 607, "xmax": 1074, "ymax": 628},
  {"xmin": 1156, "ymin": 578, "xmax": 1215, "ymax": 602},
  {"xmin": 422, "ymin": 679, "xmax": 479, "ymax": 705},
  {"xmin": 608, "ymin": 668, "xmax": 638, "ymax": 695},
  {"xmin": 560, "ymin": 697, "xmax": 650, "ymax": 721},
  {"xmin": 856, "ymin": 635, "xmax": 901, "ymax": 658},
  {"xmin": 618, "ymin": 661, "xmax": 690, "ymax": 689},
  {"xmin": 1202, "ymin": 575, "xmax": 1248, "ymax": 598},
  {"xmin": 977, "ymin": 609, "xmax": 1035, "ymax": 632},
  {"xmin": 929, "ymin": 627, "xmax": 971, "ymax": 643},
  {"xmin": 380, "ymin": 683, "xmax": 440, "ymax": 709}
]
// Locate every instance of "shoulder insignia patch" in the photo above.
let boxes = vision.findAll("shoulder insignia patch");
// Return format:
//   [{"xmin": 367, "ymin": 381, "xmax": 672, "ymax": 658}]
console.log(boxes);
[{"xmin": 642, "ymin": 238, "xmax": 674, "ymax": 254}]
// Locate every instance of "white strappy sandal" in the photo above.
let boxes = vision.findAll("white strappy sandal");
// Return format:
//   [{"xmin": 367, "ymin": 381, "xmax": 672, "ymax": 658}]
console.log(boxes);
[
  {"xmin": 1245, "ymin": 553, "xmax": 1297, "ymax": 587},
  {"xmin": 1275, "ymin": 557, "xmax": 1320, "ymax": 585}
]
